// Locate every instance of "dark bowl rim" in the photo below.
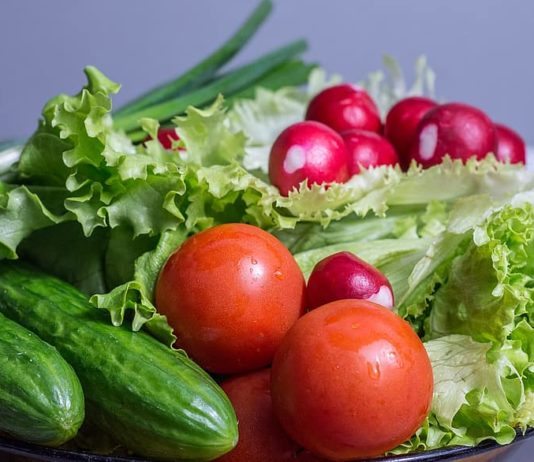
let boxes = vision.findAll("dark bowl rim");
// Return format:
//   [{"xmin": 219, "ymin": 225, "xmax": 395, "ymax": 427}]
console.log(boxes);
[{"xmin": 0, "ymin": 428, "xmax": 532, "ymax": 462}]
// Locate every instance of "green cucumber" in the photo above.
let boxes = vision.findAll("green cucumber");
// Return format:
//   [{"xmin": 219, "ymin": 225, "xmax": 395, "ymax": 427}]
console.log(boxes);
[
  {"xmin": 0, "ymin": 312, "xmax": 84, "ymax": 446},
  {"xmin": 0, "ymin": 262, "xmax": 237, "ymax": 461}
]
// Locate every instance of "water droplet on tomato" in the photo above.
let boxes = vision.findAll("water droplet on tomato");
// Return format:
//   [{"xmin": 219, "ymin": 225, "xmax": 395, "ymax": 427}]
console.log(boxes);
[
  {"xmin": 274, "ymin": 270, "xmax": 284, "ymax": 280},
  {"xmin": 367, "ymin": 361, "xmax": 381, "ymax": 380}
]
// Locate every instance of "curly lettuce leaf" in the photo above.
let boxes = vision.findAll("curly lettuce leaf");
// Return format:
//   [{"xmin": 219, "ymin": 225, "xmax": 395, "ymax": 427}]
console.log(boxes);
[
  {"xmin": 91, "ymin": 228, "xmax": 187, "ymax": 346},
  {"xmin": 427, "ymin": 203, "xmax": 534, "ymax": 343},
  {"xmin": 360, "ymin": 55, "xmax": 436, "ymax": 117},
  {"xmin": 393, "ymin": 334, "xmax": 529, "ymax": 454},
  {"xmin": 0, "ymin": 186, "xmax": 69, "ymax": 259}
]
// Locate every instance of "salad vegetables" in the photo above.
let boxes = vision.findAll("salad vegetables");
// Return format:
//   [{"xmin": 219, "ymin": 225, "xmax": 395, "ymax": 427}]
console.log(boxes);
[
  {"xmin": 384, "ymin": 96, "xmax": 437, "ymax": 169},
  {"xmin": 155, "ymin": 223, "xmax": 306, "ymax": 374},
  {"xmin": 271, "ymin": 300, "xmax": 434, "ymax": 460},
  {"xmin": 268, "ymin": 121, "xmax": 349, "ymax": 195},
  {"xmin": 306, "ymin": 251, "xmax": 394, "ymax": 310},
  {"xmin": 495, "ymin": 123, "xmax": 526, "ymax": 164},
  {"xmin": 408, "ymin": 102, "xmax": 497, "ymax": 168},
  {"xmin": 0, "ymin": 0, "xmax": 533, "ymax": 459}
]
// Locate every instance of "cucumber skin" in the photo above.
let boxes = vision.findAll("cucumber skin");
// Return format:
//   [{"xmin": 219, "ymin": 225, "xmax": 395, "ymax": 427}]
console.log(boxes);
[
  {"xmin": 0, "ymin": 312, "xmax": 84, "ymax": 446},
  {"xmin": 0, "ymin": 262, "xmax": 238, "ymax": 461}
]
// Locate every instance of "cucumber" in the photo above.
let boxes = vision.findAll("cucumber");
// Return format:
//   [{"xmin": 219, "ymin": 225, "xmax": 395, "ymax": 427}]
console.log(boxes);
[
  {"xmin": 0, "ymin": 312, "xmax": 84, "ymax": 446},
  {"xmin": 0, "ymin": 262, "xmax": 238, "ymax": 461}
]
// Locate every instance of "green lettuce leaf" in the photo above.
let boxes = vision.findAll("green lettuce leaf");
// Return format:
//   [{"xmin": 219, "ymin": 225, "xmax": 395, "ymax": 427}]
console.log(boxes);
[
  {"xmin": 393, "ymin": 335, "xmax": 525, "ymax": 453},
  {"xmin": 427, "ymin": 203, "xmax": 534, "ymax": 343}
]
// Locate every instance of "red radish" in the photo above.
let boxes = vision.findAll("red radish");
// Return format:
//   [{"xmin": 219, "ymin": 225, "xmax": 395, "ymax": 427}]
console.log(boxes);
[
  {"xmin": 306, "ymin": 251, "xmax": 394, "ymax": 310},
  {"xmin": 495, "ymin": 123, "xmax": 526, "ymax": 164},
  {"xmin": 342, "ymin": 129, "xmax": 399, "ymax": 175},
  {"xmin": 268, "ymin": 121, "xmax": 349, "ymax": 196},
  {"xmin": 305, "ymin": 84, "xmax": 382, "ymax": 133},
  {"xmin": 218, "ymin": 369, "xmax": 301, "ymax": 462},
  {"xmin": 384, "ymin": 97, "xmax": 437, "ymax": 169},
  {"xmin": 408, "ymin": 103, "xmax": 497, "ymax": 168},
  {"xmin": 144, "ymin": 128, "xmax": 181, "ymax": 150}
]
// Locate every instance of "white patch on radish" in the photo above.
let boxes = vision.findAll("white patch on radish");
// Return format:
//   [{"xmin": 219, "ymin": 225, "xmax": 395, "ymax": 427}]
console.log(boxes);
[
  {"xmin": 500, "ymin": 145, "xmax": 512, "ymax": 162},
  {"xmin": 419, "ymin": 124, "xmax": 438, "ymax": 160},
  {"xmin": 283, "ymin": 145, "xmax": 306, "ymax": 174},
  {"xmin": 367, "ymin": 285, "xmax": 394, "ymax": 308}
]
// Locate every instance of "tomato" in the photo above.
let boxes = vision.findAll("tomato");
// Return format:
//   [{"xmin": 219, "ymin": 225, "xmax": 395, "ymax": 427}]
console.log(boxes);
[
  {"xmin": 271, "ymin": 299, "xmax": 433, "ymax": 461},
  {"xmin": 155, "ymin": 224, "xmax": 306, "ymax": 374},
  {"xmin": 217, "ymin": 369, "xmax": 300, "ymax": 462}
]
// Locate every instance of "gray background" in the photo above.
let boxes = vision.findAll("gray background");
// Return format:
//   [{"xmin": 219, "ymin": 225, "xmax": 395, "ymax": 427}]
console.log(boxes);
[
  {"xmin": 0, "ymin": 1, "xmax": 533, "ymax": 460},
  {"xmin": 1, "ymin": 0, "xmax": 533, "ymax": 145}
]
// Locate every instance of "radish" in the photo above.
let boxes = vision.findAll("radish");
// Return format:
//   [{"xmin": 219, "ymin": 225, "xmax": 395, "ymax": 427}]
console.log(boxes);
[
  {"xmin": 305, "ymin": 84, "xmax": 381, "ymax": 134},
  {"xmin": 144, "ymin": 128, "xmax": 181, "ymax": 150},
  {"xmin": 384, "ymin": 97, "xmax": 437, "ymax": 169},
  {"xmin": 306, "ymin": 251, "xmax": 394, "ymax": 310},
  {"xmin": 408, "ymin": 103, "xmax": 497, "ymax": 168},
  {"xmin": 495, "ymin": 123, "xmax": 526, "ymax": 164},
  {"xmin": 268, "ymin": 121, "xmax": 349, "ymax": 196},
  {"xmin": 342, "ymin": 129, "xmax": 399, "ymax": 175}
]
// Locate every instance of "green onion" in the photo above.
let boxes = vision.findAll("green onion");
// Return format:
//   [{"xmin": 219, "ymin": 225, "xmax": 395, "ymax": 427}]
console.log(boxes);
[
  {"xmin": 114, "ymin": 40, "xmax": 308, "ymax": 133},
  {"xmin": 126, "ymin": 60, "xmax": 315, "ymax": 143},
  {"xmin": 226, "ymin": 60, "xmax": 316, "ymax": 104},
  {"xmin": 114, "ymin": 0, "xmax": 273, "ymax": 117}
]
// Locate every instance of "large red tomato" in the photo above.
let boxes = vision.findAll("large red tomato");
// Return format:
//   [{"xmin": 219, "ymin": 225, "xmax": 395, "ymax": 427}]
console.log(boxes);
[
  {"xmin": 155, "ymin": 224, "xmax": 306, "ymax": 374},
  {"xmin": 271, "ymin": 299, "xmax": 433, "ymax": 461},
  {"xmin": 217, "ymin": 369, "xmax": 300, "ymax": 462}
]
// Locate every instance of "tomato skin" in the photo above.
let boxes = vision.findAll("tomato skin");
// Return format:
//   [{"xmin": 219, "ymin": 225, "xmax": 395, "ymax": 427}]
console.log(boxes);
[
  {"xmin": 271, "ymin": 300, "xmax": 433, "ymax": 461},
  {"xmin": 155, "ymin": 224, "xmax": 306, "ymax": 374},
  {"xmin": 217, "ymin": 369, "xmax": 300, "ymax": 462}
]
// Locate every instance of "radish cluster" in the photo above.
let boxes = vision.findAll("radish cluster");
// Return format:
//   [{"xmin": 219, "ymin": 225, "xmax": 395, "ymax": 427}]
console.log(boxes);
[{"xmin": 269, "ymin": 85, "xmax": 526, "ymax": 195}]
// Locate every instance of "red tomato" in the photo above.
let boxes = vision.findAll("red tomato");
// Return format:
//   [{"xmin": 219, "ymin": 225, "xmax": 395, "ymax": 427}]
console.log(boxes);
[
  {"xmin": 155, "ymin": 224, "xmax": 306, "ymax": 374},
  {"xmin": 217, "ymin": 369, "xmax": 300, "ymax": 462},
  {"xmin": 271, "ymin": 300, "xmax": 433, "ymax": 461}
]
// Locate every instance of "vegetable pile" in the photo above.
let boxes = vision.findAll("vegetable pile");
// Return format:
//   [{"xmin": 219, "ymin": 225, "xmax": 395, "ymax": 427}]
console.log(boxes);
[{"xmin": 0, "ymin": 0, "xmax": 533, "ymax": 460}]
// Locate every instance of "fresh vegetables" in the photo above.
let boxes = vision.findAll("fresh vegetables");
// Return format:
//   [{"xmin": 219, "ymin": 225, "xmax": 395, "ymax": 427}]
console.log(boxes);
[
  {"xmin": 341, "ymin": 129, "xmax": 399, "ymax": 174},
  {"xmin": 0, "ymin": 262, "xmax": 238, "ymax": 461},
  {"xmin": 218, "ymin": 369, "xmax": 301, "ymax": 462},
  {"xmin": 0, "ymin": 17, "xmax": 533, "ymax": 458},
  {"xmin": 384, "ymin": 96, "xmax": 437, "ymax": 169},
  {"xmin": 495, "ymin": 123, "xmax": 526, "ymax": 164},
  {"xmin": 306, "ymin": 251, "xmax": 394, "ymax": 309},
  {"xmin": 408, "ymin": 102, "xmax": 497, "ymax": 167},
  {"xmin": 155, "ymin": 223, "xmax": 306, "ymax": 374},
  {"xmin": 268, "ymin": 121, "xmax": 349, "ymax": 195},
  {"xmin": 148, "ymin": 127, "xmax": 181, "ymax": 150},
  {"xmin": 305, "ymin": 84, "xmax": 382, "ymax": 133},
  {"xmin": 271, "ymin": 300, "xmax": 434, "ymax": 460},
  {"xmin": 0, "ymin": 312, "xmax": 84, "ymax": 447}
]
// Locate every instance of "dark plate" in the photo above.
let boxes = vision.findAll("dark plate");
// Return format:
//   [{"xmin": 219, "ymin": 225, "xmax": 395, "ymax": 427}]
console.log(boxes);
[{"xmin": 0, "ymin": 429, "xmax": 532, "ymax": 462}]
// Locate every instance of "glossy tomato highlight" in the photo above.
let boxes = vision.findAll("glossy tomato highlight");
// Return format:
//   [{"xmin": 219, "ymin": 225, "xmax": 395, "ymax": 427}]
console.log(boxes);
[
  {"xmin": 271, "ymin": 300, "xmax": 433, "ymax": 461},
  {"xmin": 155, "ymin": 224, "xmax": 306, "ymax": 374}
]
